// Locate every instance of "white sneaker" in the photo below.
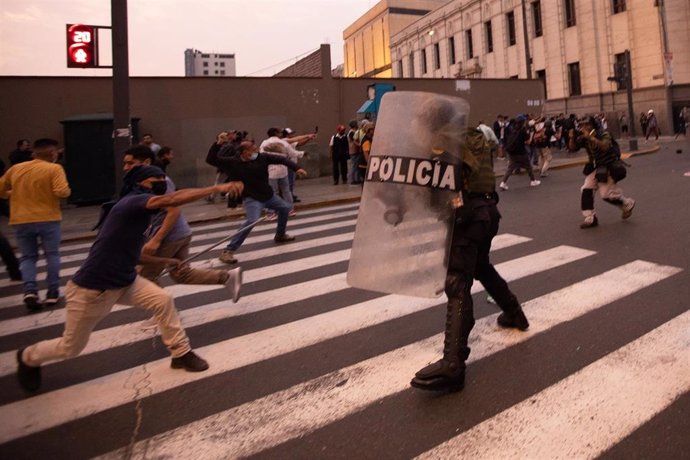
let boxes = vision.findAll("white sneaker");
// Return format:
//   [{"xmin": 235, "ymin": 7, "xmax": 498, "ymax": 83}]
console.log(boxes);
[
  {"xmin": 530, "ymin": 180, "xmax": 541, "ymax": 187},
  {"xmin": 621, "ymin": 199, "xmax": 636, "ymax": 219},
  {"xmin": 499, "ymin": 182, "xmax": 509, "ymax": 191},
  {"xmin": 224, "ymin": 267, "xmax": 242, "ymax": 303}
]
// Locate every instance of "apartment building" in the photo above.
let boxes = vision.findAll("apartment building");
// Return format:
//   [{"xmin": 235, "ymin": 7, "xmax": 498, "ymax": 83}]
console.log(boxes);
[
  {"xmin": 343, "ymin": 0, "xmax": 448, "ymax": 78},
  {"xmin": 184, "ymin": 49, "xmax": 236, "ymax": 77},
  {"xmin": 347, "ymin": 0, "xmax": 689, "ymax": 130}
]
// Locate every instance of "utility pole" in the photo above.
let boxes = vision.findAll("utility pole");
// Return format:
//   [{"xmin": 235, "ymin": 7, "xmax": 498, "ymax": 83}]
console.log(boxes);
[
  {"xmin": 658, "ymin": 0, "xmax": 674, "ymax": 135},
  {"xmin": 624, "ymin": 50, "xmax": 638, "ymax": 151},
  {"xmin": 111, "ymin": 0, "xmax": 130, "ymax": 194},
  {"xmin": 521, "ymin": 0, "xmax": 532, "ymax": 79}
]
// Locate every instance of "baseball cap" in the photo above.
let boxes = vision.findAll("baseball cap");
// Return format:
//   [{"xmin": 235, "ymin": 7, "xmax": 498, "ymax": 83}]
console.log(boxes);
[{"xmin": 283, "ymin": 127, "xmax": 294, "ymax": 135}]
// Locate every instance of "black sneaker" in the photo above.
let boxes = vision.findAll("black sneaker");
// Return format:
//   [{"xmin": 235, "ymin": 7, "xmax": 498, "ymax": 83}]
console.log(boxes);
[
  {"xmin": 17, "ymin": 348, "xmax": 41, "ymax": 392},
  {"xmin": 170, "ymin": 350, "xmax": 209, "ymax": 372},
  {"xmin": 23, "ymin": 292, "xmax": 41, "ymax": 313},
  {"xmin": 497, "ymin": 309, "xmax": 530, "ymax": 331},
  {"xmin": 274, "ymin": 234, "xmax": 296, "ymax": 244},
  {"xmin": 44, "ymin": 290, "xmax": 60, "ymax": 306}
]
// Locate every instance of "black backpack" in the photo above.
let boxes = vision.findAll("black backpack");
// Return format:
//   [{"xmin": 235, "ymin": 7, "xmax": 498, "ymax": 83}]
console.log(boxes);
[
  {"xmin": 607, "ymin": 138, "xmax": 627, "ymax": 182},
  {"xmin": 504, "ymin": 126, "xmax": 523, "ymax": 155}
]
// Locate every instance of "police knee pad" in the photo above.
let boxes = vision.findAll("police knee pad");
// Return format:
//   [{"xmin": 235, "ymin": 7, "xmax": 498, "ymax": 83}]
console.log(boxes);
[
  {"xmin": 444, "ymin": 271, "xmax": 472, "ymax": 299},
  {"xmin": 581, "ymin": 188, "xmax": 594, "ymax": 210}
]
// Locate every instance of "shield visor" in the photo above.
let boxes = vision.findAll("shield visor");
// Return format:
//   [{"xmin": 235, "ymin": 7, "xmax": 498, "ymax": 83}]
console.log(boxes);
[{"xmin": 347, "ymin": 91, "xmax": 470, "ymax": 298}]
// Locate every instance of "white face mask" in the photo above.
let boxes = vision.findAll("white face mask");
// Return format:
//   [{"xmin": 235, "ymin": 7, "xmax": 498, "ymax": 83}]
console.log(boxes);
[{"xmin": 249, "ymin": 152, "xmax": 259, "ymax": 161}]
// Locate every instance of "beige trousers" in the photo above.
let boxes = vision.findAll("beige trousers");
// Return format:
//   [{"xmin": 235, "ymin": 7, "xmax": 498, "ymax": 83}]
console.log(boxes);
[
  {"xmin": 23, "ymin": 276, "xmax": 191, "ymax": 366},
  {"xmin": 138, "ymin": 235, "xmax": 226, "ymax": 285}
]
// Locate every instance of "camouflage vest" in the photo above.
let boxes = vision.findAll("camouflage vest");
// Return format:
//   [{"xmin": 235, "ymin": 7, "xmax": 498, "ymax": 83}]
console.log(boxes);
[{"xmin": 462, "ymin": 129, "xmax": 495, "ymax": 193}]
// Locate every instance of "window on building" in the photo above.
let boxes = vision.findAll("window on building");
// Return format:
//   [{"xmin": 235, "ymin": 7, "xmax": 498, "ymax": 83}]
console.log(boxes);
[
  {"xmin": 509, "ymin": 75, "xmax": 519, "ymax": 79},
  {"xmin": 564, "ymin": 0, "xmax": 576, "ymax": 27},
  {"xmin": 485, "ymin": 21, "xmax": 493, "ymax": 53},
  {"xmin": 201, "ymin": 54, "xmax": 210, "ymax": 58},
  {"xmin": 220, "ymin": 62, "xmax": 225, "ymax": 67},
  {"xmin": 409, "ymin": 52, "xmax": 415, "ymax": 77},
  {"xmin": 214, "ymin": 70, "xmax": 218, "ymax": 75},
  {"xmin": 434, "ymin": 43, "xmax": 441, "ymax": 70},
  {"xmin": 214, "ymin": 62, "xmax": 218, "ymax": 66},
  {"xmin": 613, "ymin": 52, "xmax": 628, "ymax": 90},
  {"xmin": 466, "ymin": 30, "xmax": 474, "ymax": 59},
  {"xmin": 506, "ymin": 11, "xmax": 516, "ymax": 46},
  {"xmin": 536, "ymin": 69, "xmax": 547, "ymax": 98},
  {"xmin": 448, "ymin": 36, "xmax": 456, "ymax": 63},
  {"xmin": 422, "ymin": 48, "xmax": 428, "ymax": 74},
  {"xmin": 612, "ymin": 0, "xmax": 626, "ymax": 13},
  {"xmin": 568, "ymin": 62, "xmax": 581, "ymax": 96},
  {"xmin": 220, "ymin": 70, "xmax": 225, "ymax": 76},
  {"xmin": 532, "ymin": 1, "xmax": 543, "ymax": 37},
  {"xmin": 203, "ymin": 62, "xmax": 208, "ymax": 67},
  {"xmin": 203, "ymin": 70, "xmax": 208, "ymax": 75}
]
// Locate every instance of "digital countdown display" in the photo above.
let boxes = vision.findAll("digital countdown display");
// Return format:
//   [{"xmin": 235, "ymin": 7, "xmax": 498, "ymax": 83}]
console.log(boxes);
[{"xmin": 66, "ymin": 24, "xmax": 97, "ymax": 68}]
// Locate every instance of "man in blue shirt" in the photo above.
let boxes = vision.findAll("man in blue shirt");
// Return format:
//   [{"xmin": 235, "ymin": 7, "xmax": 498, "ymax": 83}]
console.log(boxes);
[{"xmin": 16, "ymin": 165, "xmax": 243, "ymax": 392}]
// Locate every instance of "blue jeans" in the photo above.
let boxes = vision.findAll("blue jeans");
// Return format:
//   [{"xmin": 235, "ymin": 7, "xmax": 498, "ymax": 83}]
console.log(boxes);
[
  {"xmin": 226, "ymin": 195, "xmax": 291, "ymax": 251},
  {"xmin": 269, "ymin": 176, "xmax": 293, "ymax": 207},
  {"xmin": 14, "ymin": 221, "xmax": 61, "ymax": 294},
  {"xmin": 350, "ymin": 154, "xmax": 364, "ymax": 183}
]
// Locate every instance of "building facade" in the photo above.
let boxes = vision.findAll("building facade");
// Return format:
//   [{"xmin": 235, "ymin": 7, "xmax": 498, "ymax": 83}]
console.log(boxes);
[
  {"xmin": 184, "ymin": 49, "xmax": 236, "ymax": 77},
  {"xmin": 343, "ymin": 0, "xmax": 448, "ymax": 78},
  {"xmin": 365, "ymin": 0, "xmax": 689, "ymax": 131}
]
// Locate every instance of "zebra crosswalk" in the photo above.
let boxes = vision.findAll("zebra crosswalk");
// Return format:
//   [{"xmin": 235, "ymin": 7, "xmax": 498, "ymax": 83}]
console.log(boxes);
[{"xmin": 0, "ymin": 203, "xmax": 685, "ymax": 459}]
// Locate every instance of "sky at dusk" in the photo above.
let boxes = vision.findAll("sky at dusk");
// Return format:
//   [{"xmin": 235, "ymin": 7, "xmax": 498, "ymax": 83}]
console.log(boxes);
[{"xmin": 0, "ymin": 0, "xmax": 377, "ymax": 77}]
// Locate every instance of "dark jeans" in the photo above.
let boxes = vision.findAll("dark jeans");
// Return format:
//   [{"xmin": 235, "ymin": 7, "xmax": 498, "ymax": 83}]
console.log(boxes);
[
  {"xmin": 502, "ymin": 154, "xmax": 536, "ymax": 182},
  {"xmin": 332, "ymin": 156, "xmax": 348, "ymax": 183},
  {"xmin": 0, "ymin": 230, "xmax": 20, "ymax": 278}
]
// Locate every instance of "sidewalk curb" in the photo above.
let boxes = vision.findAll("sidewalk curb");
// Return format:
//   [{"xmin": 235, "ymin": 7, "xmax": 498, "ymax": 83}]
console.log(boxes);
[{"xmin": 55, "ymin": 145, "xmax": 660, "ymax": 244}]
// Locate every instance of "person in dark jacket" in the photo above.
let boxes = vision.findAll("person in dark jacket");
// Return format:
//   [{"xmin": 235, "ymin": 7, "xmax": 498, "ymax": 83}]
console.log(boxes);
[
  {"xmin": 9, "ymin": 139, "xmax": 33, "ymax": 165},
  {"xmin": 569, "ymin": 116, "xmax": 635, "ymax": 228},
  {"xmin": 207, "ymin": 139, "xmax": 307, "ymax": 264}
]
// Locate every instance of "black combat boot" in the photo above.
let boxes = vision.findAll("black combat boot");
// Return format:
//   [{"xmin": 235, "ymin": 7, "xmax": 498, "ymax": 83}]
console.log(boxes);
[
  {"xmin": 411, "ymin": 300, "xmax": 468, "ymax": 392},
  {"xmin": 496, "ymin": 294, "xmax": 529, "ymax": 331}
]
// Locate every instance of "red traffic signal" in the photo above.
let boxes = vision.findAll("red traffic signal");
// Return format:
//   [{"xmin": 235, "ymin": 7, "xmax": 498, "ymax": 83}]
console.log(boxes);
[{"xmin": 66, "ymin": 24, "xmax": 97, "ymax": 68}]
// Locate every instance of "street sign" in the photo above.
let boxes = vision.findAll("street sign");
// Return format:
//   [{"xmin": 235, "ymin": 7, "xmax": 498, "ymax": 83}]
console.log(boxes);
[{"xmin": 66, "ymin": 24, "xmax": 97, "ymax": 68}]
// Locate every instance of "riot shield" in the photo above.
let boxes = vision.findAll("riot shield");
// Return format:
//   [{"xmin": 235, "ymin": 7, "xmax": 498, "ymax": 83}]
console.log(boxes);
[{"xmin": 347, "ymin": 91, "xmax": 469, "ymax": 298}]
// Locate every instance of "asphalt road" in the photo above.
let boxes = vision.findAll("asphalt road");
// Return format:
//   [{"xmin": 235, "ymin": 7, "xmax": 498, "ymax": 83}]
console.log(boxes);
[{"xmin": 0, "ymin": 139, "xmax": 687, "ymax": 459}]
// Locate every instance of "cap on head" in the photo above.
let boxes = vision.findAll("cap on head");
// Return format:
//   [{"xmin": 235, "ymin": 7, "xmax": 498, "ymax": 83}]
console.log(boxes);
[
  {"xmin": 648, "ymin": 109, "xmax": 654, "ymax": 114},
  {"xmin": 283, "ymin": 127, "xmax": 294, "ymax": 135}
]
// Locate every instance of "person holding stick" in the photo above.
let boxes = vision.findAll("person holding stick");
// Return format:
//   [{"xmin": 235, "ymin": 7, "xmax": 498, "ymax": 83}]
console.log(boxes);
[{"xmin": 16, "ymin": 165, "xmax": 243, "ymax": 392}]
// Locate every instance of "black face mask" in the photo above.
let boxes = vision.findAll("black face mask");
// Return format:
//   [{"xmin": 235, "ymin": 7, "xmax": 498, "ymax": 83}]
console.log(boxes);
[{"xmin": 150, "ymin": 181, "xmax": 167, "ymax": 195}]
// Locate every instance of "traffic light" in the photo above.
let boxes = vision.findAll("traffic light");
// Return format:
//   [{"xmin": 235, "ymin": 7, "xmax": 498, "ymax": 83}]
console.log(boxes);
[{"xmin": 66, "ymin": 24, "xmax": 97, "ymax": 68}]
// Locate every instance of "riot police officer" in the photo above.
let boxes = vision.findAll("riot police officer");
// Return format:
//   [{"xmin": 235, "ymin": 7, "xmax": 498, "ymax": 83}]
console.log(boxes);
[
  {"xmin": 569, "ymin": 116, "xmax": 635, "ymax": 229},
  {"xmin": 410, "ymin": 128, "xmax": 530, "ymax": 393}
]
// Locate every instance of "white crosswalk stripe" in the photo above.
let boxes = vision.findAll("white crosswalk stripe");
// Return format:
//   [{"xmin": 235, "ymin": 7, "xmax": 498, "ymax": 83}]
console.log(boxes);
[
  {"xmin": 98, "ymin": 260, "xmax": 683, "ymax": 459},
  {"xmin": 0, "ymin": 204, "xmax": 684, "ymax": 458}
]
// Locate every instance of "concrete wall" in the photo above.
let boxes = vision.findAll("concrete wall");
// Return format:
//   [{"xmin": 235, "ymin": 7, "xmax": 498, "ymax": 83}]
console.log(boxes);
[{"xmin": 0, "ymin": 75, "xmax": 543, "ymax": 189}]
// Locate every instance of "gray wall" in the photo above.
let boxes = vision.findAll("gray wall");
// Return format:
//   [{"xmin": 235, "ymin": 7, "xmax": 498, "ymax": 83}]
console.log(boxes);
[{"xmin": 0, "ymin": 76, "xmax": 544, "ymax": 188}]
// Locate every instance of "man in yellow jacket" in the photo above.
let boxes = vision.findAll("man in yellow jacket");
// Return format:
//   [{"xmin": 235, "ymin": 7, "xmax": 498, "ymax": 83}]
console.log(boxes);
[{"xmin": 0, "ymin": 138, "xmax": 71, "ymax": 311}]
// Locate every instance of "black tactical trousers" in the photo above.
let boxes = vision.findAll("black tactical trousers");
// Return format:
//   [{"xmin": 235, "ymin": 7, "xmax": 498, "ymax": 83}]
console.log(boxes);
[{"xmin": 445, "ymin": 198, "xmax": 521, "ymax": 359}]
